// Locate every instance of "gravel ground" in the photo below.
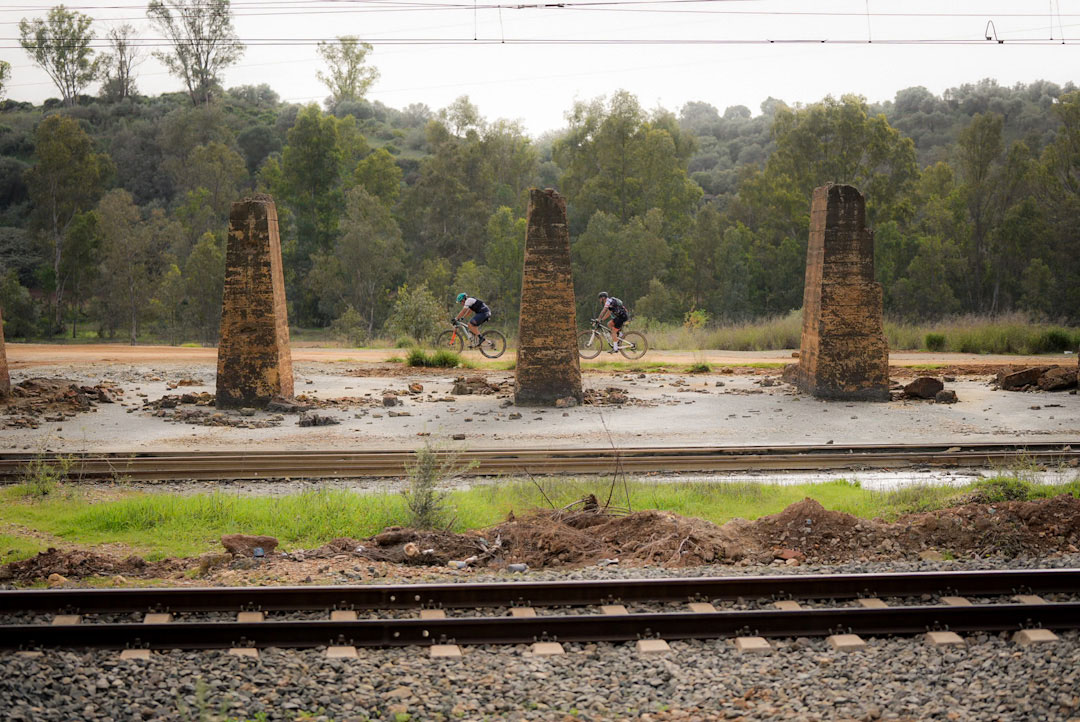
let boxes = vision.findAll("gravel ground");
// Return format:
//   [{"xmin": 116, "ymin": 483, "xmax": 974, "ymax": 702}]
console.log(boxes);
[{"xmin": 3, "ymin": 557, "xmax": 1080, "ymax": 721}]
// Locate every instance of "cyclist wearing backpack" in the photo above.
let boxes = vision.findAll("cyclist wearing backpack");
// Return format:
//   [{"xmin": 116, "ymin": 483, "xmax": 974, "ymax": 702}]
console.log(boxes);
[
  {"xmin": 454, "ymin": 292, "xmax": 491, "ymax": 346},
  {"xmin": 597, "ymin": 291, "xmax": 629, "ymax": 353}
]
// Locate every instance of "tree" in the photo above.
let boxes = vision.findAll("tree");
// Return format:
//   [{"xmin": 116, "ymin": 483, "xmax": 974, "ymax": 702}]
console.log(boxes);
[
  {"xmin": 317, "ymin": 36, "xmax": 379, "ymax": 111},
  {"xmin": 146, "ymin": 0, "xmax": 244, "ymax": 106},
  {"xmin": 19, "ymin": 6, "xmax": 99, "ymax": 106},
  {"xmin": 0, "ymin": 61, "xmax": 11, "ymax": 101},
  {"xmin": 98, "ymin": 24, "xmax": 142, "ymax": 101},
  {"xmin": 60, "ymin": 211, "xmax": 100, "ymax": 337},
  {"xmin": 24, "ymin": 115, "xmax": 111, "ymax": 329},
  {"xmin": 183, "ymin": 233, "xmax": 224, "ymax": 343},
  {"xmin": 152, "ymin": 263, "xmax": 187, "ymax": 344},
  {"xmin": 96, "ymin": 189, "xmax": 154, "ymax": 344},
  {"xmin": 352, "ymin": 148, "xmax": 402, "ymax": 203},
  {"xmin": 175, "ymin": 141, "xmax": 248, "ymax": 217},
  {"xmin": 482, "ymin": 207, "xmax": 526, "ymax": 325}
]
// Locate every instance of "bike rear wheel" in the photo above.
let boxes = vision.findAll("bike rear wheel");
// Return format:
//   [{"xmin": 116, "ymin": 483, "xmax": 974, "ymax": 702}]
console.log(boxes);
[
  {"xmin": 436, "ymin": 329, "xmax": 464, "ymax": 353},
  {"xmin": 479, "ymin": 330, "xmax": 507, "ymax": 358},
  {"xmin": 619, "ymin": 331, "xmax": 648, "ymax": 360},
  {"xmin": 577, "ymin": 330, "xmax": 603, "ymax": 359}
]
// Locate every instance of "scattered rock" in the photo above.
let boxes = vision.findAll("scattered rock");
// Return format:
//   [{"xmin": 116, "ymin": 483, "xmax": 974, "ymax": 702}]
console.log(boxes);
[
  {"xmin": 407, "ymin": 383, "xmax": 424, "ymax": 394},
  {"xmin": 238, "ymin": 407, "xmax": 256, "ymax": 417},
  {"xmin": 1038, "ymin": 366, "xmax": 1077, "ymax": 391},
  {"xmin": 451, "ymin": 376, "xmax": 499, "ymax": 395},
  {"xmin": 267, "ymin": 397, "xmax": 312, "ymax": 413},
  {"xmin": 555, "ymin": 396, "xmax": 578, "ymax": 408},
  {"xmin": 382, "ymin": 395, "xmax": 400, "ymax": 407},
  {"xmin": 904, "ymin": 377, "xmax": 944, "ymax": 399},
  {"xmin": 452, "ymin": 433, "xmax": 466, "ymax": 440},
  {"xmin": 221, "ymin": 534, "xmax": 279, "ymax": 557},
  {"xmin": 918, "ymin": 549, "xmax": 946, "ymax": 562},
  {"xmin": 508, "ymin": 412, "xmax": 522, "ymax": 420},
  {"xmin": 935, "ymin": 389, "xmax": 958, "ymax": 404},
  {"xmin": 47, "ymin": 573, "xmax": 68, "ymax": 587},
  {"xmin": 998, "ymin": 366, "xmax": 1053, "ymax": 391},
  {"xmin": 298, "ymin": 412, "xmax": 340, "ymax": 427}
]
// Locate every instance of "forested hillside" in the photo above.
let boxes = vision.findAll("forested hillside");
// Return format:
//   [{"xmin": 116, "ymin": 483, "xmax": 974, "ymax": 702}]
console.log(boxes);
[{"xmin": 2, "ymin": 47, "xmax": 1078, "ymax": 344}]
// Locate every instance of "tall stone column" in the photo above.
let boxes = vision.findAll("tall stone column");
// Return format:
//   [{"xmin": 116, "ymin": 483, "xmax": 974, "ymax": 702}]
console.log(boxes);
[
  {"xmin": 0, "ymin": 307, "xmax": 10, "ymax": 399},
  {"xmin": 216, "ymin": 194, "xmax": 294, "ymax": 409},
  {"xmin": 514, "ymin": 188, "xmax": 583, "ymax": 406},
  {"xmin": 788, "ymin": 184, "xmax": 889, "ymax": 401}
]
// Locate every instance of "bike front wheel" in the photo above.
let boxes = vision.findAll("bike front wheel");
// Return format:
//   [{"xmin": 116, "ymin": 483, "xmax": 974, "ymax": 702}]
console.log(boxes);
[
  {"xmin": 577, "ymin": 330, "xmax": 603, "ymax": 359},
  {"xmin": 479, "ymin": 330, "xmax": 507, "ymax": 358},
  {"xmin": 436, "ymin": 329, "xmax": 464, "ymax": 353},
  {"xmin": 619, "ymin": 331, "xmax": 648, "ymax": 360}
]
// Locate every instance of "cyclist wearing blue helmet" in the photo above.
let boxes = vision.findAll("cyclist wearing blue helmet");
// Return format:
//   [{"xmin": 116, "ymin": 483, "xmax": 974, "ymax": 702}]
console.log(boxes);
[{"xmin": 454, "ymin": 292, "xmax": 491, "ymax": 346}]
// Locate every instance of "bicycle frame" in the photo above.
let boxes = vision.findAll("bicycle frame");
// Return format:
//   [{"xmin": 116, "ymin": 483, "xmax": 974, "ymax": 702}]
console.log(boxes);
[
  {"xmin": 587, "ymin": 320, "xmax": 615, "ymax": 350},
  {"xmin": 450, "ymin": 320, "xmax": 476, "ymax": 345}
]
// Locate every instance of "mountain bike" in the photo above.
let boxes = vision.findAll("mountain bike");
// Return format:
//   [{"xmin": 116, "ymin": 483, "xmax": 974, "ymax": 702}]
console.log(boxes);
[
  {"xmin": 436, "ymin": 319, "xmax": 507, "ymax": 358},
  {"xmin": 577, "ymin": 318, "xmax": 648, "ymax": 360}
]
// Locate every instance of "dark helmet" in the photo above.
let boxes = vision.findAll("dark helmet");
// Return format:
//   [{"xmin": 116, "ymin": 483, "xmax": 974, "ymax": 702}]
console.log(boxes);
[
  {"xmin": 598, "ymin": 291, "xmax": 609, "ymax": 299},
  {"xmin": 456, "ymin": 292, "xmax": 467, "ymax": 303}
]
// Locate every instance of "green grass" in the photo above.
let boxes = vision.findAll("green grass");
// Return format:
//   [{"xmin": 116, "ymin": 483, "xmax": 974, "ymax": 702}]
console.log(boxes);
[
  {"xmin": 1, "ymin": 475, "xmax": 1077, "ymax": 562},
  {"xmin": 405, "ymin": 348, "xmax": 471, "ymax": 368}
]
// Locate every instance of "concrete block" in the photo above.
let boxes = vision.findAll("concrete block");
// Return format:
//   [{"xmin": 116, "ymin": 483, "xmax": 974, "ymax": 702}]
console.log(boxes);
[
  {"xmin": 228, "ymin": 648, "xmax": 259, "ymax": 658},
  {"xmin": 1012, "ymin": 595, "xmax": 1048, "ymax": 605},
  {"xmin": 143, "ymin": 613, "xmax": 173, "ymax": 624},
  {"xmin": 325, "ymin": 645, "xmax": 358, "ymax": 659},
  {"xmin": 827, "ymin": 634, "xmax": 867, "ymax": 652},
  {"xmin": 330, "ymin": 610, "xmax": 358, "ymax": 621},
  {"xmin": 236, "ymin": 611, "xmax": 265, "ymax": 623},
  {"xmin": 687, "ymin": 602, "xmax": 717, "ymax": 613},
  {"xmin": 531, "ymin": 642, "xmax": 565, "ymax": 656},
  {"xmin": 940, "ymin": 596, "xmax": 972, "ymax": 606},
  {"xmin": 51, "ymin": 615, "xmax": 81, "ymax": 625},
  {"xmin": 636, "ymin": 639, "xmax": 671, "ymax": 655},
  {"xmin": 925, "ymin": 631, "xmax": 965, "ymax": 647},
  {"xmin": 514, "ymin": 188, "xmax": 583, "ymax": 406},
  {"xmin": 856, "ymin": 598, "xmax": 889, "ymax": 609},
  {"xmin": 510, "ymin": 607, "xmax": 537, "ymax": 618},
  {"xmin": 600, "ymin": 605, "xmax": 629, "ymax": 615},
  {"xmin": 430, "ymin": 644, "xmax": 462, "ymax": 658},
  {"xmin": 733, "ymin": 637, "xmax": 772, "ymax": 654},
  {"xmin": 773, "ymin": 600, "xmax": 802, "ymax": 611},
  {"xmin": 1013, "ymin": 629, "xmax": 1059, "ymax": 646},
  {"xmin": 119, "ymin": 649, "xmax": 151, "ymax": 660},
  {"xmin": 419, "ymin": 609, "xmax": 447, "ymax": 620},
  {"xmin": 216, "ymin": 194, "xmax": 294, "ymax": 409}
]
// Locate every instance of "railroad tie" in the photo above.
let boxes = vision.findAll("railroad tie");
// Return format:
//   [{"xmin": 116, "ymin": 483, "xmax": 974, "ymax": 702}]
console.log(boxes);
[
  {"xmin": 636, "ymin": 639, "xmax": 672, "ymax": 656},
  {"xmin": 229, "ymin": 648, "xmax": 260, "ymax": 659},
  {"xmin": 530, "ymin": 642, "xmax": 565, "ymax": 656},
  {"xmin": 1012, "ymin": 595, "xmax": 1048, "ymax": 605},
  {"xmin": 51, "ymin": 614, "xmax": 81, "ymax": 626},
  {"xmin": 419, "ymin": 609, "xmax": 446, "ymax": 620},
  {"xmin": 924, "ymin": 631, "xmax": 965, "ymax": 647},
  {"xmin": 119, "ymin": 649, "xmax": 152, "ymax": 660},
  {"xmin": 329, "ymin": 610, "xmax": 358, "ymax": 621},
  {"xmin": 236, "ymin": 611, "xmax": 265, "ymax": 623},
  {"xmin": 826, "ymin": 634, "xmax": 867, "ymax": 652},
  {"xmin": 326, "ymin": 646, "xmax": 358, "ymax": 659},
  {"xmin": 510, "ymin": 607, "xmax": 537, "ymax": 618},
  {"xmin": 940, "ymin": 596, "xmax": 972, "ymax": 606},
  {"xmin": 686, "ymin": 602, "xmax": 717, "ymax": 613},
  {"xmin": 599, "ymin": 604, "xmax": 629, "ymax": 615},
  {"xmin": 856, "ymin": 598, "xmax": 888, "ymax": 609},
  {"xmin": 772, "ymin": 600, "xmax": 802, "ymax": 611},
  {"xmin": 429, "ymin": 644, "xmax": 462, "ymax": 659},
  {"xmin": 733, "ymin": 637, "xmax": 772, "ymax": 654},
  {"xmin": 1013, "ymin": 629, "xmax": 1059, "ymax": 646},
  {"xmin": 143, "ymin": 613, "xmax": 173, "ymax": 624}
]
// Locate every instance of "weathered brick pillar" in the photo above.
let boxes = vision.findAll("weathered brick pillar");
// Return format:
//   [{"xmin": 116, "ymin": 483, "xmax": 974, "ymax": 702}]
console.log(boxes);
[
  {"xmin": 789, "ymin": 184, "xmax": 889, "ymax": 401},
  {"xmin": 514, "ymin": 188, "xmax": 583, "ymax": 406},
  {"xmin": 0, "ymin": 307, "xmax": 10, "ymax": 398},
  {"xmin": 216, "ymin": 194, "xmax": 294, "ymax": 409}
]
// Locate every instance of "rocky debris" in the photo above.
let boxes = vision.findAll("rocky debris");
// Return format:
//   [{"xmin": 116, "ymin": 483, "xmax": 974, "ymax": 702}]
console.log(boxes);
[
  {"xmin": 382, "ymin": 394, "xmax": 400, "ymax": 407},
  {"xmin": 407, "ymin": 383, "xmax": 424, "ymax": 394},
  {"xmin": 583, "ymin": 387, "xmax": 631, "ymax": 406},
  {"xmin": 1038, "ymin": 366, "xmax": 1078, "ymax": 391},
  {"xmin": 555, "ymin": 396, "xmax": 578, "ymax": 408},
  {"xmin": 147, "ymin": 400, "xmax": 282, "ymax": 428},
  {"xmin": 298, "ymin": 412, "xmax": 339, "ymax": 427},
  {"xmin": 934, "ymin": 389, "xmax": 959, "ymax": 404},
  {"xmin": 997, "ymin": 365, "xmax": 1054, "ymax": 391},
  {"xmin": 143, "ymin": 392, "xmax": 214, "ymax": 410},
  {"xmin": 221, "ymin": 534, "xmax": 279, "ymax": 557},
  {"xmin": 267, "ymin": 397, "xmax": 312, "ymax": 413},
  {"xmin": 903, "ymin": 376, "xmax": 944, "ymax": 399},
  {"xmin": 0, "ymin": 378, "xmax": 125, "ymax": 429},
  {"xmin": 451, "ymin": 375, "xmax": 501, "ymax": 395}
]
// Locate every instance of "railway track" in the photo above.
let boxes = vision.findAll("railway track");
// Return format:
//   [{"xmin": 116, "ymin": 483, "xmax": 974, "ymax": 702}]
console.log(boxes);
[
  {"xmin": 3, "ymin": 570, "xmax": 1078, "ymax": 652},
  {"xmin": 0, "ymin": 442, "xmax": 1076, "ymax": 481}
]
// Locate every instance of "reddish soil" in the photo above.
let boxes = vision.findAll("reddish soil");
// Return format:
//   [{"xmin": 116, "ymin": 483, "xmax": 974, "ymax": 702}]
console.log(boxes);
[{"xmin": 5, "ymin": 495, "xmax": 1078, "ymax": 584}]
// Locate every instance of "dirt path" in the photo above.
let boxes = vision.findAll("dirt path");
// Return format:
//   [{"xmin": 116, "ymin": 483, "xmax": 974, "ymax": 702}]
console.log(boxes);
[{"xmin": 6, "ymin": 342, "xmax": 1066, "ymax": 370}]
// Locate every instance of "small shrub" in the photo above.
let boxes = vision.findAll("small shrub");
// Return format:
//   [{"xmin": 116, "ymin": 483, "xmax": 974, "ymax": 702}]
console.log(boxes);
[
  {"xmin": 405, "ymin": 348, "xmax": 430, "ymax": 367},
  {"xmin": 330, "ymin": 306, "xmax": 368, "ymax": 347},
  {"xmin": 683, "ymin": 308, "xmax": 709, "ymax": 331},
  {"xmin": 688, "ymin": 362, "xmax": 711, "ymax": 373},
  {"xmin": 19, "ymin": 456, "xmax": 71, "ymax": 499},
  {"xmin": 386, "ymin": 283, "xmax": 443, "ymax": 343},
  {"xmin": 402, "ymin": 444, "xmax": 453, "ymax": 529},
  {"xmin": 394, "ymin": 335, "xmax": 417, "ymax": 349},
  {"xmin": 973, "ymin": 477, "xmax": 1032, "ymax": 503},
  {"xmin": 1033, "ymin": 329, "xmax": 1073, "ymax": 353},
  {"xmin": 924, "ymin": 333, "xmax": 946, "ymax": 351},
  {"xmin": 430, "ymin": 350, "xmax": 462, "ymax": 367}
]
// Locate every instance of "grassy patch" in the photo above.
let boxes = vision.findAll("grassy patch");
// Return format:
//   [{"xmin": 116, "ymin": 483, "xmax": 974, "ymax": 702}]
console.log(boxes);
[
  {"xmin": 405, "ymin": 348, "xmax": 470, "ymax": 368},
  {"xmin": 1, "ymin": 475, "xmax": 1077, "ymax": 561}
]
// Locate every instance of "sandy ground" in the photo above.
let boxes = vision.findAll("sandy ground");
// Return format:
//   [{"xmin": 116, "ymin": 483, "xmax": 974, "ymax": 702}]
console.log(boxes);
[{"xmin": 1, "ymin": 344, "xmax": 1077, "ymax": 453}]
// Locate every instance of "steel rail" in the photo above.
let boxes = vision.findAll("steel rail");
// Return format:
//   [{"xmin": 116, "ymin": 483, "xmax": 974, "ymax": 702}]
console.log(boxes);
[
  {"xmin": 4, "ymin": 569, "xmax": 1078, "ymax": 614},
  {"xmin": 3, "ymin": 603, "xmax": 1078, "ymax": 650},
  {"xmin": 0, "ymin": 442, "xmax": 1076, "ymax": 480}
]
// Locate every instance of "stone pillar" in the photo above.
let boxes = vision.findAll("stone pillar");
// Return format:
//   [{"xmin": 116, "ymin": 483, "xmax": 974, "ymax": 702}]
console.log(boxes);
[
  {"xmin": 514, "ymin": 188, "xmax": 583, "ymax": 406},
  {"xmin": 0, "ymin": 307, "xmax": 9, "ymax": 399},
  {"xmin": 789, "ymin": 184, "xmax": 889, "ymax": 401},
  {"xmin": 216, "ymin": 194, "xmax": 294, "ymax": 409}
]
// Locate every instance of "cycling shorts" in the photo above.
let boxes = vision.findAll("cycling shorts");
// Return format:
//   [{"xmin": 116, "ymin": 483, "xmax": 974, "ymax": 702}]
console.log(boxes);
[
  {"xmin": 470, "ymin": 310, "xmax": 491, "ymax": 326},
  {"xmin": 610, "ymin": 309, "xmax": 628, "ymax": 329}
]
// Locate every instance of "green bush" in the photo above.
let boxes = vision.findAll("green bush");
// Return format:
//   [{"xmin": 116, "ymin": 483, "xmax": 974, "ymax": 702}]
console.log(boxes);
[
  {"xmin": 1033, "ymin": 329, "xmax": 1074, "ymax": 353},
  {"xmin": 972, "ymin": 477, "xmax": 1032, "ymax": 503},
  {"xmin": 330, "ymin": 306, "xmax": 367, "ymax": 347},
  {"xmin": 386, "ymin": 283, "xmax": 443, "ymax": 343},
  {"xmin": 405, "ymin": 348, "xmax": 464, "ymax": 368},
  {"xmin": 924, "ymin": 333, "xmax": 946, "ymax": 351},
  {"xmin": 394, "ymin": 335, "xmax": 417, "ymax": 348}
]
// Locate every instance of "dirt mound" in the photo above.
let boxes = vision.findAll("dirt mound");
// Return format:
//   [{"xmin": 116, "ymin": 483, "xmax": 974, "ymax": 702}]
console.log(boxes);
[
  {"xmin": 0, "ymin": 547, "xmax": 179, "ymax": 582},
  {"xmin": 0, "ymin": 377, "xmax": 122, "ymax": 429}
]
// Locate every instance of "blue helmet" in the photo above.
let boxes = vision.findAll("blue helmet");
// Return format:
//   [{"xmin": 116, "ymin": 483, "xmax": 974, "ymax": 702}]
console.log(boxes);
[{"xmin": 456, "ymin": 292, "xmax": 467, "ymax": 303}]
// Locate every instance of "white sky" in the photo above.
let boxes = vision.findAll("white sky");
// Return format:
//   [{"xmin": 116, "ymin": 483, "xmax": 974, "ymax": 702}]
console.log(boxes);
[{"xmin": 1, "ymin": 0, "xmax": 1078, "ymax": 135}]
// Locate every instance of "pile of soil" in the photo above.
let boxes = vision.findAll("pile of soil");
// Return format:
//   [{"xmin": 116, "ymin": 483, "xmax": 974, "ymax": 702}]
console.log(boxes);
[
  {"xmin": 0, "ymin": 547, "xmax": 180, "ymax": 582},
  {"xmin": 5, "ymin": 495, "xmax": 1077, "ymax": 582},
  {"xmin": 0, "ymin": 378, "xmax": 122, "ymax": 429}
]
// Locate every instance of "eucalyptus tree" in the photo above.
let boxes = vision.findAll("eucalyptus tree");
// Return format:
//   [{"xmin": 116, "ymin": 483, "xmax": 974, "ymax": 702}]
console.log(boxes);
[
  {"xmin": 98, "ymin": 24, "xmax": 143, "ymax": 101},
  {"xmin": 0, "ymin": 61, "xmax": 10, "ymax": 101},
  {"xmin": 146, "ymin": 0, "xmax": 244, "ymax": 105},
  {"xmin": 18, "ymin": 5, "xmax": 99, "ymax": 106},
  {"xmin": 317, "ymin": 36, "xmax": 379, "ymax": 111}
]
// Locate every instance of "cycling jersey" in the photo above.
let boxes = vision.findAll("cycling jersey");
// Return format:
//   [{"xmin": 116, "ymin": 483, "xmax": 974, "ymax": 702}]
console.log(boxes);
[{"xmin": 463, "ymin": 297, "xmax": 489, "ymax": 314}]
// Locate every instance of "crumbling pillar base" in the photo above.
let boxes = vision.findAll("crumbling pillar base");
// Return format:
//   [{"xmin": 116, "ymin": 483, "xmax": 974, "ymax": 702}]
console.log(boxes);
[
  {"xmin": 216, "ymin": 194, "xmax": 294, "ymax": 409},
  {"xmin": 514, "ymin": 188, "xmax": 583, "ymax": 406}
]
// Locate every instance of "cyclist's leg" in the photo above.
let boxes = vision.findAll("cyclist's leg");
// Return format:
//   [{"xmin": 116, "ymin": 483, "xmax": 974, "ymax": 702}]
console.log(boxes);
[{"xmin": 469, "ymin": 311, "xmax": 490, "ymax": 345}]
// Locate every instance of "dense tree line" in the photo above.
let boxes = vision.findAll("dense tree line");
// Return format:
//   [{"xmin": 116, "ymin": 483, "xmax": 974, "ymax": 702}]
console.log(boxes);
[{"xmin": 1, "ymin": 4, "xmax": 1078, "ymax": 344}]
